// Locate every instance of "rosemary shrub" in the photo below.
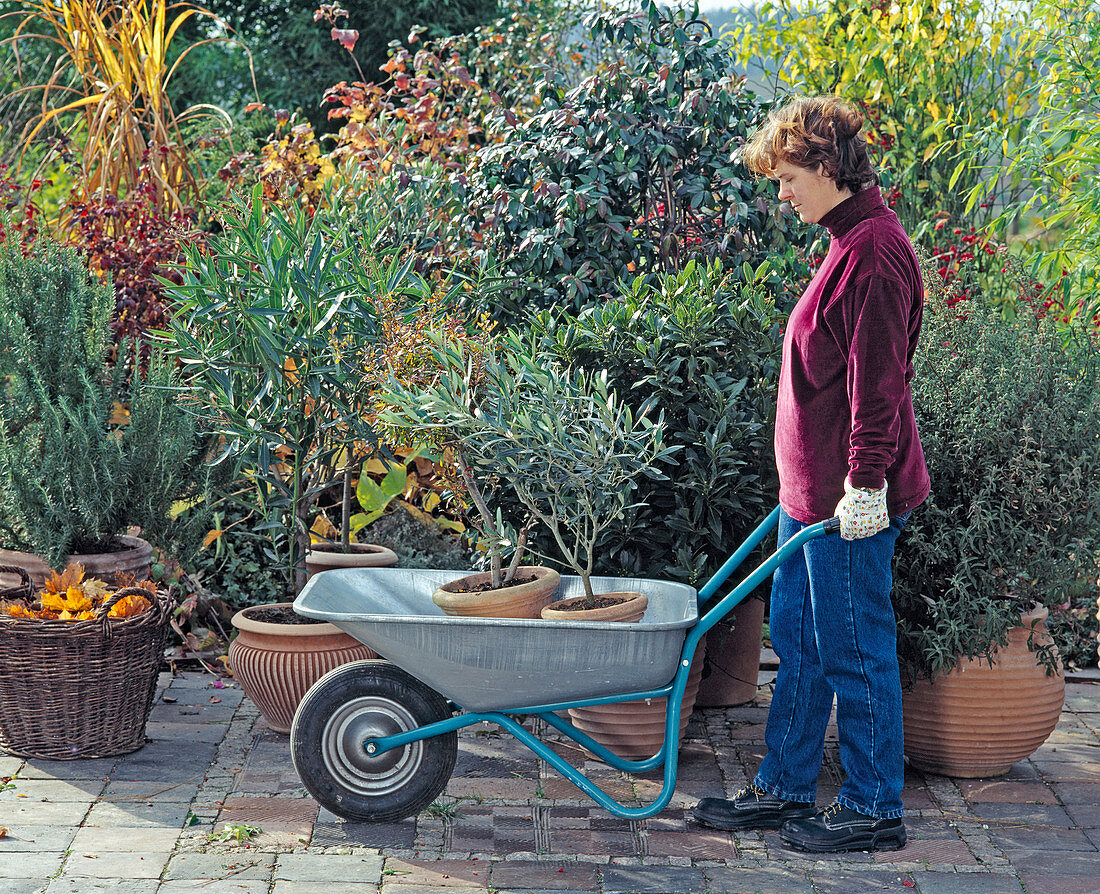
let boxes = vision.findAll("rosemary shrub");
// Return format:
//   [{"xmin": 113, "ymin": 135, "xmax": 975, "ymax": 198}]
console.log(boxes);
[{"xmin": 0, "ymin": 233, "xmax": 214, "ymax": 566}]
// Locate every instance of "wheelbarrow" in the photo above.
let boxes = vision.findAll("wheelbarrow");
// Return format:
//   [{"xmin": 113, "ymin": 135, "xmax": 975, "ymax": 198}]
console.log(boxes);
[{"xmin": 290, "ymin": 506, "xmax": 839, "ymax": 822}]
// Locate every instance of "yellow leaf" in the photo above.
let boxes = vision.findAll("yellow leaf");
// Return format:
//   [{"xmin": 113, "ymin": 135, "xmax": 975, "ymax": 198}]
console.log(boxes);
[
  {"xmin": 108, "ymin": 593, "xmax": 150, "ymax": 619},
  {"xmin": 62, "ymin": 587, "xmax": 93, "ymax": 612},
  {"xmin": 109, "ymin": 401, "xmax": 130, "ymax": 425},
  {"xmin": 310, "ymin": 514, "xmax": 338, "ymax": 542},
  {"xmin": 201, "ymin": 528, "xmax": 223, "ymax": 549},
  {"xmin": 41, "ymin": 591, "xmax": 67, "ymax": 612}
]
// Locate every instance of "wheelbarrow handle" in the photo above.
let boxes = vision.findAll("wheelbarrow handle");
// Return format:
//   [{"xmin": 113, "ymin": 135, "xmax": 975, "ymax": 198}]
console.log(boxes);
[
  {"xmin": 691, "ymin": 512, "xmax": 843, "ymax": 648},
  {"xmin": 696, "ymin": 510, "xmax": 841, "ymax": 608}
]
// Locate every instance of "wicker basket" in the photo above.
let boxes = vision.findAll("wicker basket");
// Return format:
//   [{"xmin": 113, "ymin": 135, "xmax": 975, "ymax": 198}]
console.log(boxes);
[{"xmin": 0, "ymin": 564, "xmax": 172, "ymax": 760}]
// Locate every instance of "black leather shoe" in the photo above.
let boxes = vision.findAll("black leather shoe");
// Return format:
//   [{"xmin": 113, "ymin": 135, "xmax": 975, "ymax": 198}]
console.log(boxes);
[
  {"xmin": 692, "ymin": 783, "xmax": 816, "ymax": 831},
  {"xmin": 780, "ymin": 803, "xmax": 907, "ymax": 853}
]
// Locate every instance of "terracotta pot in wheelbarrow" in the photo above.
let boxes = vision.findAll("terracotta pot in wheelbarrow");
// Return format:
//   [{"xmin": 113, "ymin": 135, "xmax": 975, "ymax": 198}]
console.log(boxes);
[{"xmin": 541, "ymin": 591, "xmax": 705, "ymax": 761}]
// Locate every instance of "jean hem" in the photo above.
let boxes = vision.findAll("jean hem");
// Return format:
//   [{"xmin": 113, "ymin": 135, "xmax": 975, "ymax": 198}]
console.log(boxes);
[
  {"xmin": 835, "ymin": 793, "xmax": 904, "ymax": 821},
  {"xmin": 753, "ymin": 775, "xmax": 816, "ymax": 806}
]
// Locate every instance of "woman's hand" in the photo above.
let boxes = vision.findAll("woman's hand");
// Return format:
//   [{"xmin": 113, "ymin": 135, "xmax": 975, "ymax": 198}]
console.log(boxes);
[{"xmin": 833, "ymin": 479, "xmax": 889, "ymax": 540}]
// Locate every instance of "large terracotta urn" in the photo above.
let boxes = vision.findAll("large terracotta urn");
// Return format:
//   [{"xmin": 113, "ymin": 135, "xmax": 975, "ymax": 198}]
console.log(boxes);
[
  {"xmin": 695, "ymin": 596, "xmax": 765, "ymax": 707},
  {"xmin": 228, "ymin": 603, "xmax": 376, "ymax": 734},
  {"xmin": 902, "ymin": 606, "xmax": 1065, "ymax": 778},
  {"xmin": 0, "ymin": 535, "xmax": 153, "ymax": 589}
]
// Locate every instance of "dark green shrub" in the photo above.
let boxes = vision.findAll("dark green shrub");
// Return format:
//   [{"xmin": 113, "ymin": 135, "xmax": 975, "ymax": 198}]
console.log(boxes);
[
  {"xmin": 194, "ymin": 0, "xmax": 500, "ymax": 133},
  {"xmin": 517, "ymin": 259, "xmax": 783, "ymax": 587},
  {"xmin": 0, "ymin": 232, "xmax": 217, "ymax": 566},
  {"xmin": 459, "ymin": 0, "xmax": 809, "ymax": 324},
  {"xmin": 893, "ymin": 254, "xmax": 1100, "ymax": 681}
]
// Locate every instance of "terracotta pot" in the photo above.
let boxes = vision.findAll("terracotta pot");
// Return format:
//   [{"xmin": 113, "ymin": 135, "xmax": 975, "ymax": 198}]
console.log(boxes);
[
  {"xmin": 0, "ymin": 535, "xmax": 153, "ymax": 589},
  {"xmin": 902, "ymin": 606, "xmax": 1065, "ymax": 778},
  {"xmin": 568, "ymin": 644, "xmax": 706, "ymax": 761},
  {"xmin": 305, "ymin": 542, "xmax": 399, "ymax": 579},
  {"xmin": 228, "ymin": 602, "xmax": 376, "ymax": 734},
  {"xmin": 696, "ymin": 596, "xmax": 766, "ymax": 707},
  {"xmin": 539, "ymin": 591, "xmax": 648, "ymax": 622},
  {"xmin": 432, "ymin": 566, "xmax": 560, "ymax": 619},
  {"xmin": 540, "ymin": 590, "xmax": 701, "ymax": 761}
]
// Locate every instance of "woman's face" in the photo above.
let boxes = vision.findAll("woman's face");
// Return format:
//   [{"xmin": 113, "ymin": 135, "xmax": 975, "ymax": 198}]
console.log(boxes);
[{"xmin": 773, "ymin": 161, "xmax": 853, "ymax": 225}]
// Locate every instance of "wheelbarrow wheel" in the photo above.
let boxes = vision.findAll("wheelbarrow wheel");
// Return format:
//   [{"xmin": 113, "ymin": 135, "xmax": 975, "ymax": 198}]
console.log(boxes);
[{"xmin": 291, "ymin": 659, "xmax": 457, "ymax": 823}]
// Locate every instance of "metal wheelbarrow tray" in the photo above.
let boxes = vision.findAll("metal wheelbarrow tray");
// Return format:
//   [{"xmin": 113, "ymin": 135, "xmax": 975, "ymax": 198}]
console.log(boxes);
[
  {"xmin": 288, "ymin": 508, "xmax": 839, "ymax": 824},
  {"xmin": 294, "ymin": 568, "xmax": 697, "ymax": 712}
]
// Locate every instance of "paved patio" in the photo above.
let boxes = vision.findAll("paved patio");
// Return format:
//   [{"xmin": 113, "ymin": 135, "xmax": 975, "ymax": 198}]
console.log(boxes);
[{"xmin": 0, "ymin": 658, "xmax": 1097, "ymax": 894}]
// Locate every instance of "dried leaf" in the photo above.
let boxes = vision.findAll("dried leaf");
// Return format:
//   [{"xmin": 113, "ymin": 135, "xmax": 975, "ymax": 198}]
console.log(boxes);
[
  {"xmin": 62, "ymin": 587, "xmax": 93, "ymax": 612},
  {"xmin": 108, "ymin": 593, "xmax": 150, "ymax": 619},
  {"xmin": 331, "ymin": 27, "xmax": 358, "ymax": 52}
]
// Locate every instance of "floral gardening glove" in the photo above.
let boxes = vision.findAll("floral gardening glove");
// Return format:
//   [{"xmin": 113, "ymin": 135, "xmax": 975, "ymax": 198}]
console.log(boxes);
[{"xmin": 833, "ymin": 479, "xmax": 889, "ymax": 541}]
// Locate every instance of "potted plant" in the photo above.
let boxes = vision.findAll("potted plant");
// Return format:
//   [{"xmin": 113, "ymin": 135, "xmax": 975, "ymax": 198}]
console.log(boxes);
[
  {"xmin": 167, "ymin": 186, "xmax": 402, "ymax": 731},
  {"xmin": 380, "ymin": 328, "xmax": 694, "ymax": 759},
  {"xmin": 375, "ymin": 304, "xmax": 562, "ymax": 619},
  {"xmin": 0, "ymin": 228, "xmax": 214, "ymax": 588},
  {"xmin": 170, "ymin": 187, "xmax": 400, "ymax": 597},
  {"xmin": 891, "ymin": 253, "xmax": 1100, "ymax": 777}
]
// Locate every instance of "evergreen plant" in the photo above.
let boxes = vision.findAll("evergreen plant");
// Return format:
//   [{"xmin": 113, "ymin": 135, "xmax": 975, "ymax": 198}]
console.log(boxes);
[
  {"xmin": 0, "ymin": 230, "xmax": 215, "ymax": 567},
  {"xmin": 893, "ymin": 251, "xmax": 1100, "ymax": 681}
]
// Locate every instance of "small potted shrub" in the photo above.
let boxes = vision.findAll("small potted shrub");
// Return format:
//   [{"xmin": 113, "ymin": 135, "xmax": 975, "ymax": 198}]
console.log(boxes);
[
  {"xmin": 169, "ymin": 188, "xmax": 400, "ymax": 598},
  {"xmin": 376, "ymin": 318, "xmax": 562, "ymax": 619},
  {"xmin": 892, "ymin": 252, "xmax": 1100, "ymax": 777},
  {"xmin": 379, "ymin": 326, "xmax": 672, "ymax": 613},
  {"xmin": 0, "ymin": 229, "xmax": 214, "ymax": 587}
]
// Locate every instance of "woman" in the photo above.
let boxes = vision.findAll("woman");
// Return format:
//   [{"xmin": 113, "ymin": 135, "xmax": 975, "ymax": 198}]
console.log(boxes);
[{"xmin": 693, "ymin": 95, "xmax": 930, "ymax": 854}]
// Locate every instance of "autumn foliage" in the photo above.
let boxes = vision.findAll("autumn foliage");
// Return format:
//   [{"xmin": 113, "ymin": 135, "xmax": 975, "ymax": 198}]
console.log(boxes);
[{"xmin": 1, "ymin": 565, "xmax": 154, "ymax": 622}]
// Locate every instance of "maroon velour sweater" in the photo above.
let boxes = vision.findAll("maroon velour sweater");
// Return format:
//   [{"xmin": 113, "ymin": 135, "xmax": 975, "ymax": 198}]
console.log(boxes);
[{"xmin": 775, "ymin": 186, "xmax": 931, "ymax": 523}]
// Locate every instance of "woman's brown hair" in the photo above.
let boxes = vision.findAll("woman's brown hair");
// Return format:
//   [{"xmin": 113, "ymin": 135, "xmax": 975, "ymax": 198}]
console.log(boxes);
[{"xmin": 741, "ymin": 95, "xmax": 877, "ymax": 194}]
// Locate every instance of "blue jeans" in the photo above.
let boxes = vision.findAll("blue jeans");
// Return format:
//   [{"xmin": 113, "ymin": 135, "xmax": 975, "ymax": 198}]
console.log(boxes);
[{"xmin": 754, "ymin": 508, "xmax": 909, "ymax": 820}]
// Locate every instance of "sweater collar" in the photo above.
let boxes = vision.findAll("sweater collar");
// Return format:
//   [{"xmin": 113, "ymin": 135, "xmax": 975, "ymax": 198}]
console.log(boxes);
[{"xmin": 819, "ymin": 186, "xmax": 886, "ymax": 239}]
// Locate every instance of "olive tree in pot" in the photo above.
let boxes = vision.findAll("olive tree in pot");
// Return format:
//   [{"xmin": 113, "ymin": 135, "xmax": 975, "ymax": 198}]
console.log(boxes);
[
  {"xmin": 375, "ymin": 323, "xmax": 563, "ymax": 619},
  {"xmin": 382, "ymin": 328, "xmax": 689, "ymax": 760},
  {"xmin": 490, "ymin": 333, "xmax": 697, "ymax": 760},
  {"xmin": 167, "ymin": 186, "xmax": 404, "ymax": 731},
  {"xmin": 0, "ymin": 228, "xmax": 215, "ymax": 588},
  {"xmin": 892, "ymin": 252, "xmax": 1100, "ymax": 777}
]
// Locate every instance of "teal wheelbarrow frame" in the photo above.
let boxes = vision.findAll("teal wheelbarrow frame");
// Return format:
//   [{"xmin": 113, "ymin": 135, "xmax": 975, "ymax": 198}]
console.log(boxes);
[{"xmin": 289, "ymin": 507, "xmax": 839, "ymax": 822}]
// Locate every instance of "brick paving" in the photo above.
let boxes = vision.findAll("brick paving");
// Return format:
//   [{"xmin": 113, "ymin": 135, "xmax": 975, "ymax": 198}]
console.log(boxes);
[{"xmin": 1, "ymin": 661, "xmax": 1097, "ymax": 893}]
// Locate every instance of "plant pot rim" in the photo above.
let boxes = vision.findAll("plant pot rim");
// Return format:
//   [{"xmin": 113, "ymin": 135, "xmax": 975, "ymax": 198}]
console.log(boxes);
[
  {"xmin": 307, "ymin": 542, "xmax": 394, "ymax": 555},
  {"xmin": 435, "ymin": 565, "xmax": 560, "ymax": 595},
  {"xmin": 305, "ymin": 542, "xmax": 399, "ymax": 568},
  {"xmin": 542, "ymin": 590, "xmax": 648, "ymax": 621},
  {"xmin": 231, "ymin": 602, "xmax": 341, "ymax": 637},
  {"xmin": 0, "ymin": 533, "xmax": 151, "ymax": 564}
]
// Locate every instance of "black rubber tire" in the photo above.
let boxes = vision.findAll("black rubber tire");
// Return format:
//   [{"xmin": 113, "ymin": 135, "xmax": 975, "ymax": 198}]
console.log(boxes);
[{"xmin": 290, "ymin": 659, "xmax": 457, "ymax": 823}]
